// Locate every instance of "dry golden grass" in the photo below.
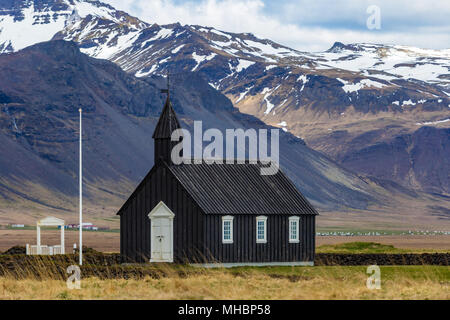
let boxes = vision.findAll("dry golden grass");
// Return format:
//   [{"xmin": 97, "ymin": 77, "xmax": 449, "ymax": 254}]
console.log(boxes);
[{"xmin": 0, "ymin": 265, "xmax": 448, "ymax": 300}]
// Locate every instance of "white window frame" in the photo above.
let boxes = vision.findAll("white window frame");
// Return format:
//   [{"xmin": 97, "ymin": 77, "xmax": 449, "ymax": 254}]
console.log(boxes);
[
  {"xmin": 222, "ymin": 215, "xmax": 234, "ymax": 244},
  {"xmin": 256, "ymin": 216, "xmax": 267, "ymax": 243},
  {"xmin": 289, "ymin": 216, "xmax": 300, "ymax": 243}
]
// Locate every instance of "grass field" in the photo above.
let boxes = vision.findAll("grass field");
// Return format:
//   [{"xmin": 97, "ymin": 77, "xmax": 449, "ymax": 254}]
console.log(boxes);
[
  {"xmin": 0, "ymin": 242, "xmax": 448, "ymax": 300},
  {"xmin": 0, "ymin": 265, "xmax": 448, "ymax": 300},
  {"xmin": 2, "ymin": 229, "xmax": 450, "ymax": 253},
  {"xmin": 316, "ymin": 241, "xmax": 450, "ymax": 253}
]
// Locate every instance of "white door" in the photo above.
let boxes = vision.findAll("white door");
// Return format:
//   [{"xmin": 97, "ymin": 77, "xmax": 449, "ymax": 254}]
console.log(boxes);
[
  {"xmin": 151, "ymin": 217, "xmax": 173, "ymax": 261},
  {"xmin": 148, "ymin": 201, "xmax": 174, "ymax": 263}
]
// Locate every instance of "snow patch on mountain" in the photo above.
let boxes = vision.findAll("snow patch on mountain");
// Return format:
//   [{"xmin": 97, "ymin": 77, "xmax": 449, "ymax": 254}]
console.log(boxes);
[
  {"xmin": 171, "ymin": 44, "xmax": 185, "ymax": 54},
  {"xmin": 210, "ymin": 28, "xmax": 232, "ymax": 39},
  {"xmin": 235, "ymin": 86, "xmax": 254, "ymax": 103},
  {"xmin": 191, "ymin": 52, "xmax": 217, "ymax": 71},
  {"xmin": 402, "ymin": 100, "xmax": 416, "ymax": 106},
  {"xmin": 317, "ymin": 44, "xmax": 450, "ymax": 85},
  {"xmin": 0, "ymin": 0, "xmax": 132, "ymax": 53},
  {"xmin": 261, "ymin": 85, "xmax": 281, "ymax": 114},
  {"xmin": 297, "ymin": 75, "xmax": 309, "ymax": 91},
  {"xmin": 135, "ymin": 64, "xmax": 158, "ymax": 77},
  {"xmin": 277, "ymin": 121, "xmax": 288, "ymax": 132},
  {"xmin": 0, "ymin": 4, "xmax": 69, "ymax": 52},
  {"xmin": 235, "ymin": 59, "xmax": 255, "ymax": 72},
  {"xmin": 416, "ymin": 118, "xmax": 450, "ymax": 126},
  {"xmin": 337, "ymin": 78, "xmax": 386, "ymax": 93}
]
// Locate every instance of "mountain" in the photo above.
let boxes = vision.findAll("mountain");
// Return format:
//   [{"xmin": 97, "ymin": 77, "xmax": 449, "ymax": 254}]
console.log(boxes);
[
  {"xmin": 0, "ymin": 0, "xmax": 147, "ymax": 53},
  {"xmin": 334, "ymin": 126, "xmax": 450, "ymax": 194},
  {"xmin": 50, "ymin": 6, "xmax": 450, "ymax": 194},
  {"xmin": 0, "ymin": 1, "xmax": 449, "ymax": 228},
  {"xmin": 0, "ymin": 40, "xmax": 403, "ymax": 219}
]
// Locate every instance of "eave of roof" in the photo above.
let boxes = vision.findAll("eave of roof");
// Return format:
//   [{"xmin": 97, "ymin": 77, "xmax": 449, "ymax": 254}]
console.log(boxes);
[
  {"xmin": 117, "ymin": 160, "xmax": 319, "ymax": 216},
  {"xmin": 167, "ymin": 160, "xmax": 319, "ymax": 216}
]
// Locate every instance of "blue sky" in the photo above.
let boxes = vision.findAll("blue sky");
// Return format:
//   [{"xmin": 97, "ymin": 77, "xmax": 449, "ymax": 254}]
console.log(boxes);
[{"xmin": 105, "ymin": 0, "xmax": 450, "ymax": 51}]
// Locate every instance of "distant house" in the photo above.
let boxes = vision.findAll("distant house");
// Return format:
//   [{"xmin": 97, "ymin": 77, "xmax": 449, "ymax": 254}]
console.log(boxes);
[
  {"xmin": 81, "ymin": 223, "xmax": 98, "ymax": 231},
  {"xmin": 66, "ymin": 223, "xmax": 98, "ymax": 231},
  {"xmin": 117, "ymin": 94, "xmax": 318, "ymax": 266}
]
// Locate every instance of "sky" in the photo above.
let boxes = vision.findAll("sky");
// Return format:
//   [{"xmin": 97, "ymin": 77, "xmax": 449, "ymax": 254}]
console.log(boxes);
[{"xmin": 104, "ymin": 0, "xmax": 450, "ymax": 52}]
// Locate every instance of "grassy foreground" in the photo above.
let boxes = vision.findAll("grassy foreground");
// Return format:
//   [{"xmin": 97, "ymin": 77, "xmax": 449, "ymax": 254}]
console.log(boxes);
[
  {"xmin": 0, "ymin": 265, "xmax": 448, "ymax": 300},
  {"xmin": 316, "ymin": 241, "xmax": 450, "ymax": 254}
]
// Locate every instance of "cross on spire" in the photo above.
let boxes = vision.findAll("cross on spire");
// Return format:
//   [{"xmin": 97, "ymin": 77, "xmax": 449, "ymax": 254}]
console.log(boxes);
[
  {"xmin": 160, "ymin": 71, "xmax": 170, "ymax": 96},
  {"xmin": 153, "ymin": 71, "xmax": 180, "ymax": 140},
  {"xmin": 153, "ymin": 71, "xmax": 181, "ymax": 164}
]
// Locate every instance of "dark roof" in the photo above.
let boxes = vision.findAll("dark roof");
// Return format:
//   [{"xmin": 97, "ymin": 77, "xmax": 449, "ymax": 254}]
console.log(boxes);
[
  {"xmin": 168, "ymin": 161, "xmax": 318, "ymax": 215},
  {"xmin": 152, "ymin": 95, "xmax": 181, "ymax": 139}
]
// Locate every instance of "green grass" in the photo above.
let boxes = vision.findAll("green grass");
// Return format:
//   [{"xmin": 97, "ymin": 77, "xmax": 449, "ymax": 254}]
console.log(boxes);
[
  {"xmin": 316, "ymin": 242, "xmax": 450, "ymax": 254},
  {"xmin": 5, "ymin": 225, "xmax": 35, "ymax": 231},
  {"xmin": 223, "ymin": 265, "xmax": 450, "ymax": 282},
  {"xmin": 2, "ymin": 265, "xmax": 449, "ymax": 299},
  {"xmin": 317, "ymin": 242, "xmax": 406, "ymax": 254}
]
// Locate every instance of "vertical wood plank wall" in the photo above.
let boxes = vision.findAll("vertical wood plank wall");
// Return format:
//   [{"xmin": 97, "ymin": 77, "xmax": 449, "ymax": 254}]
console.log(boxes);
[
  {"xmin": 120, "ymin": 165, "xmax": 316, "ymax": 263},
  {"xmin": 120, "ymin": 165, "xmax": 204, "ymax": 263},
  {"xmin": 203, "ymin": 214, "xmax": 315, "ymax": 263}
]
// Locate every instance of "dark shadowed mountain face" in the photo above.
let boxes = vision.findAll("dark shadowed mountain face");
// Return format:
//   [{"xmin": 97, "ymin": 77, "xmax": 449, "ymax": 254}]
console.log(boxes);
[
  {"xmin": 48, "ymin": 4, "xmax": 450, "ymax": 195},
  {"xmin": 0, "ymin": 0, "xmax": 448, "ymax": 200},
  {"xmin": 337, "ymin": 126, "xmax": 450, "ymax": 194},
  {"xmin": 0, "ymin": 40, "xmax": 392, "ymax": 212}
]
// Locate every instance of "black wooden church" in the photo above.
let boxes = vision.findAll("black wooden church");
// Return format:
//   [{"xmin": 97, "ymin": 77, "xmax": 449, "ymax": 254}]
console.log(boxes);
[{"xmin": 117, "ymin": 94, "xmax": 318, "ymax": 266}]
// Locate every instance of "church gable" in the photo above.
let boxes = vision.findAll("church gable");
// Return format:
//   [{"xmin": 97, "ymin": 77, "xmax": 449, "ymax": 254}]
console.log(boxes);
[{"xmin": 117, "ymin": 161, "xmax": 205, "ymax": 217}]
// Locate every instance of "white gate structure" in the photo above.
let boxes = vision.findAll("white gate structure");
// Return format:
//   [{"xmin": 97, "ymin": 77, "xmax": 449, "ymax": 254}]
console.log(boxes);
[{"xmin": 26, "ymin": 217, "xmax": 65, "ymax": 255}]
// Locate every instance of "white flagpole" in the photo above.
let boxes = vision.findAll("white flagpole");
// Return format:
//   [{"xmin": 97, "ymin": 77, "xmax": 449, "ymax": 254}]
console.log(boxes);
[{"xmin": 79, "ymin": 108, "xmax": 83, "ymax": 266}]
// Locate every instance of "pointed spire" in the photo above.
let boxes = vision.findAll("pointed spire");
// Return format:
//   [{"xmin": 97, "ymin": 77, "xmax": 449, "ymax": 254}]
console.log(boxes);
[
  {"xmin": 153, "ymin": 73, "xmax": 182, "ymax": 165},
  {"xmin": 152, "ymin": 94, "xmax": 181, "ymax": 139}
]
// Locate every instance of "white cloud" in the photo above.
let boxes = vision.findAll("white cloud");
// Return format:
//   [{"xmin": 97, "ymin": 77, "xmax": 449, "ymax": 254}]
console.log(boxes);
[{"xmin": 105, "ymin": 0, "xmax": 450, "ymax": 51}]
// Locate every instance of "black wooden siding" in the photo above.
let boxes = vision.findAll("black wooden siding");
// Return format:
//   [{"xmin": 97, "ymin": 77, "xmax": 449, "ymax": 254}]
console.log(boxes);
[
  {"xmin": 120, "ymin": 94, "xmax": 317, "ymax": 264},
  {"xmin": 203, "ymin": 214, "xmax": 315, "ymax": 263},
  {"xmin": 119, "ymin": 165, "xmax": 204, "ymax": 263},
  {"xmin": 119, "ymin": 162, "xmax": 316, "ymax": 263}
]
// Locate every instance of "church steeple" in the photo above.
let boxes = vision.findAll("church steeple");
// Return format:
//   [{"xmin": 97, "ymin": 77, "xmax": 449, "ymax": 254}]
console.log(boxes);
[{"xmin": 153, "ymin": 85, "xmax": 181, "ymax": 164}]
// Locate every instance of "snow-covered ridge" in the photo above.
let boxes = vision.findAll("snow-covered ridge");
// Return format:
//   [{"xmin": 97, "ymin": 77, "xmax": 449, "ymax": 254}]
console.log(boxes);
[
  {"xmin": 0, "ymin": 0, "xmax": 144, "ymax": 53},
  {"xmin": 315, "ymin": 43, "xmax": 450, "ymax": 85},
  {"xmin": 0, "ymin": 0, "xmax": 449, "ymax": 124},
  {"xmin": 1, "ymin": 0, "xmax": 448, "ymax": 89}
]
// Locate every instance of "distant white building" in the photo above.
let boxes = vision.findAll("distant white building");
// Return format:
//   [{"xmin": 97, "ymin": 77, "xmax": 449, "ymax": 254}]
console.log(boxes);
[{"xmin": 66, "ymin": 222, "xmax": 98, "ymax": 231}]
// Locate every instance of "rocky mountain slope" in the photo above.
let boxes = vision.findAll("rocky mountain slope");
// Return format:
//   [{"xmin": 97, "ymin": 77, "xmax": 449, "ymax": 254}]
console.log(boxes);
[
  {"xmin": 0, "ymin": 40, "xmax": 402, "ymax": 218},
  {"xmin": 0, "ymin": 0, "xmax": 448, "ymax": 225},
  {"xmin": 0, "ymin": 0, "xmax": 146, "ymax": 52},
  {"xmin": 48, "ymin": 2, "xmax": 450, "ymax": 195}
]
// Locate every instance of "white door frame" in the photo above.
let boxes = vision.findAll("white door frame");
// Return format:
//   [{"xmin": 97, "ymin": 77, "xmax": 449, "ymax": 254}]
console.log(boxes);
[{"xmin": 148, "ymin": 201, "xmax": 175, "ymax": 263}]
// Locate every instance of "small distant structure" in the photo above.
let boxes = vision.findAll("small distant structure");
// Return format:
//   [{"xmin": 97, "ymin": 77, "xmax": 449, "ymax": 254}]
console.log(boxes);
[
  {"xmin": 66, "ymin": 222, "xmax": 98, "ymax": 231},
  {"xmin": 10, "ymin": 224, "xmax": 25, "ymax": 228},
  {"xmin": 26, "ymin": 217, "xmax": 65, "ymax": 255},
  {"xmin": 81, "ymin": 222, "xmax": 98, "ymax": 231}
]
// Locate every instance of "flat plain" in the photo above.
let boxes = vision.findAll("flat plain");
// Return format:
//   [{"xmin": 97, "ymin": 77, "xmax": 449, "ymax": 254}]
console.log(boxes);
[{"xmin": 1, "ymin": 229, "xmax": 450, "ymax": 253}]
